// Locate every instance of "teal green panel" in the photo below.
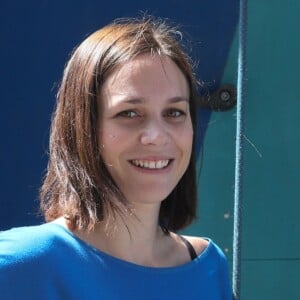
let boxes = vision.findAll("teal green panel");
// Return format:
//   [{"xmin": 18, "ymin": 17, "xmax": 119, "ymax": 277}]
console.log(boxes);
[
  {"xmin": 242, "ymin": 0, "xmax": 300, "ymax": 260},
  {"xmin": 241, "ymin": 260, "xmax": 300, "ymax": 299},
  {"xmin": 185, "ymin": 0, "xmax": 300, "ymax": 299},
  {"xmin": 183, "ymin": 30, "xmax": 238, "ymax": 259}
]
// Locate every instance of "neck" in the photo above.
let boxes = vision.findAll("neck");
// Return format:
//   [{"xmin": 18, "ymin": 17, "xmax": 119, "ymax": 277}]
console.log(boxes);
[{"xmin": 69, "ymin": 203, "xmax": 170, "ymax": 266}]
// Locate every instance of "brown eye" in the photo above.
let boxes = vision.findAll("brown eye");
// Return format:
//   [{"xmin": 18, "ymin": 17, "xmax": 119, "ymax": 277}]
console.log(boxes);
[
  {"xmin": 117, "ymin": 110, "xmax": 139, "ymax": 118},
  {"xmin": 165, "ymin": 109, "xmax": 186, "ymax": 118}
]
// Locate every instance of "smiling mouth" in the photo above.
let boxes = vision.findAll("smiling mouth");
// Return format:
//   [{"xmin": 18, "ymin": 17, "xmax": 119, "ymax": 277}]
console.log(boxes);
[{"xmin": 130, "ymin": 159, "xmax": 172, "ymax": 169}]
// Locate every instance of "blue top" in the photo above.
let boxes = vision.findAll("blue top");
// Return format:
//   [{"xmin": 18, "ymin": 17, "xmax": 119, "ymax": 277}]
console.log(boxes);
[{"xmin": 0, "ymin": 222, "xmax": 232, "ymax": 300}]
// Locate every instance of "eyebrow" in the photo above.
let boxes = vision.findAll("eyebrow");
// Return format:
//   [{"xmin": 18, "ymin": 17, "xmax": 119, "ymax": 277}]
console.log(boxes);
[{"xmin": 122, "ymin": 96, "xmax": 190, "ymax": 104}]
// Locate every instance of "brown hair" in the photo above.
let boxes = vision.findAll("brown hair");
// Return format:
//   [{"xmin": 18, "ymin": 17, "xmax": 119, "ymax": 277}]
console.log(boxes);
[{"xmin": 40, "ymin": 16, "xmax": 198, "ymax": 232}]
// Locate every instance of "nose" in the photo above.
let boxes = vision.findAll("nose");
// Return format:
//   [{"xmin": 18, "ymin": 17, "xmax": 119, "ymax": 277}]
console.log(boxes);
[{"xmin": 140, "ymin": 119, "xmax": 169, "ymax": 146}]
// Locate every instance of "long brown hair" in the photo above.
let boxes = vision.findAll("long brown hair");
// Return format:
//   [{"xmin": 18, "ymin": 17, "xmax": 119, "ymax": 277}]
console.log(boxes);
[{"xmin": 40, "ymin": 16, "xmax": 199, "ymax": 232}]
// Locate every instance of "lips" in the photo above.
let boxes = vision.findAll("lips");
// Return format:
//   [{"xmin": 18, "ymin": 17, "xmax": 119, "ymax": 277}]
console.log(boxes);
[{"xmin": 130, "ymin": 159, "xmax": 171, "ymax": 169}]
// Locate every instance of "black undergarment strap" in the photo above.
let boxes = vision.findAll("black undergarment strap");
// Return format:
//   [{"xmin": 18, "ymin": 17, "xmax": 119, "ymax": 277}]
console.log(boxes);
[{"xmin": 179, "ymin": 235, "xmax": 197, "ymax": 260}]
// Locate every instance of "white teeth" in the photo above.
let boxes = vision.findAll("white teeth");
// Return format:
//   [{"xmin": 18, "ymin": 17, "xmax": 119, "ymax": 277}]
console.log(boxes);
[
  {"xmin": 156, "ymin": 161, "xmax": 163, "ymax": 169},
  {"xmin": 131, "ymin": 160, "xmax": 170, "ymax": 169},
  {"xmin": 149, "ymin": 161, "xmax": 155, "ymax": 169}
]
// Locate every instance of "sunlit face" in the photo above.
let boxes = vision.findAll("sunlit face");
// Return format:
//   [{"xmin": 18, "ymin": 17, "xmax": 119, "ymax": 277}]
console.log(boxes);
[{"xmin": 99, "ymin": 54, "xmax": 193, "ymax": 206}]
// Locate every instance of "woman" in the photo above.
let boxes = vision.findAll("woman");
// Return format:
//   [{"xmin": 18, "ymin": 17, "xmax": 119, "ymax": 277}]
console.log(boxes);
[{"xmin": 0, "ymin": 17, "xmax": 232, "ymax": 299}]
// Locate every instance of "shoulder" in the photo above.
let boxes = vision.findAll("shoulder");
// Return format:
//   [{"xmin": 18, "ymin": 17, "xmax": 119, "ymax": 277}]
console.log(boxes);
[
  {"xmin": 182, "ymin": 235, "xmax": 229, "ymax": 264},
  {"xmin": 0, "ymin": 223, "xmax": 71, "ymax": 297},
  {"xmin": 0, "ymin": 222, "xmax": 67, "ymax": 267},
  {"xmin": 182, "ymin": 237, "xmax": 232, "ymax": 297},
  {"xmin": 0, "ymin": 222, "xmax": 78, "ymax": 293},
  {"xmin": 181, "ymin": 235, "xmax": 210, "ymax": 257}
]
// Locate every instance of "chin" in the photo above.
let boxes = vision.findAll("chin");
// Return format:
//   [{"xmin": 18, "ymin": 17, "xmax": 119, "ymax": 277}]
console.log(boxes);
[{"xmin": 125, "ymin": 187, "xmax": 173, "ymax": 205}]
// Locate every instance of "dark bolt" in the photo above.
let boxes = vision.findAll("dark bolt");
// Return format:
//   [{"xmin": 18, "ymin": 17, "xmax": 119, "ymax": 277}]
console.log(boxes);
[{"xmin": 220, "ymin": 90, "xmax": 231, "ymax": 102}]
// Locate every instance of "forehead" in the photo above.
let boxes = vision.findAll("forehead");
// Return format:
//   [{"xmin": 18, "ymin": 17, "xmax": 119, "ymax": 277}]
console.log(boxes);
[{"xmin": 100, "ymin": 53, "xmax": 189, "ymax": 102}]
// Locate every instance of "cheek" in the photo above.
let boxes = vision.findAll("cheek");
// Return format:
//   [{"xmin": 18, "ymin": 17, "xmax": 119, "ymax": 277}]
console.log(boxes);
[
  {"xmin": 100, "ymin": 120, "xmax": 139, "ymax": 144},
  {"xmin": 104, "ymin": 133, "xmax": 118, "ymax": 143},
  {"xmin": 179, "ymin": 121, "xmax": 194, "ymax": 152},
  {"xmin": 185, "ymin": 128, "xmax": 194, "ymax": 158},
  {"xmin": 99, "ymin": 124, "xmax": 132, "ymax": 162},
  {"xmin": 99, "ymin": 122, "xmax": 119, "ymax": 146},
  {"xmin": 99, "ymin": 124, "xmax": 118, "ymax": 161},
  {"xmin": 100, "ymin": 134, "xmax": 117, "ymax": 155}
]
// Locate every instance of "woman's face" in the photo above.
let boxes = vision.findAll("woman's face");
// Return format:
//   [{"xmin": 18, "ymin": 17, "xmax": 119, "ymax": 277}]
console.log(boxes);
[{"xmin": 99, "ymin": 54, "xmax": 193, "ymax": 205}]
